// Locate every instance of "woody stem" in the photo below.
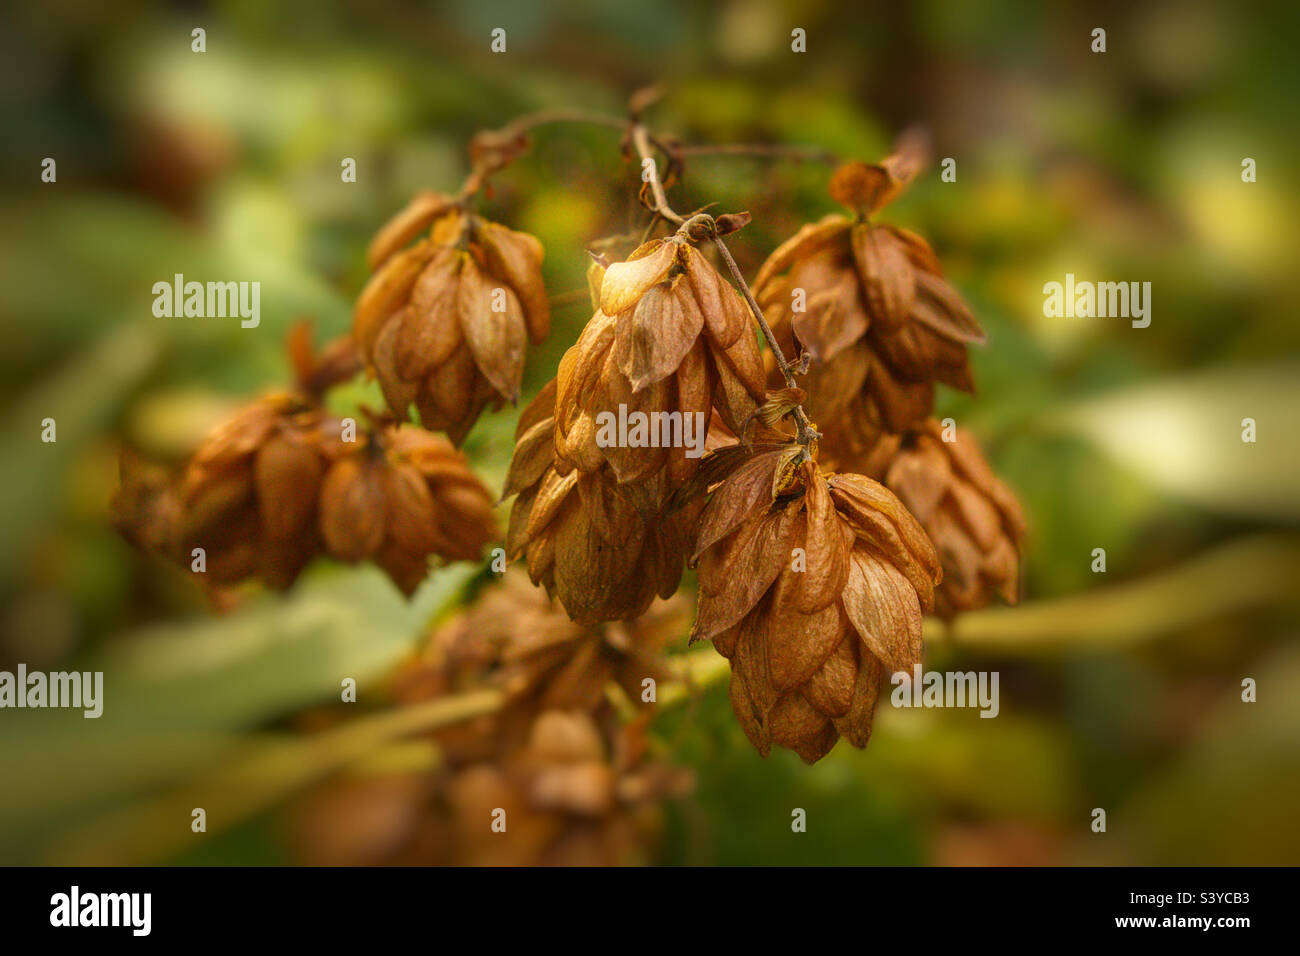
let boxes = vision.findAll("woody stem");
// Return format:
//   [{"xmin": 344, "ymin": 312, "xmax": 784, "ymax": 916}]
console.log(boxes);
[
  {"xmin": 476, "ymin": 108, "xmax": 822, "ymax": 449},
  {"xmin": 709, "ymin": 237, "xmax": 819, "ymax": 447},
  {"xmin": 480, "ymin": 107, "xmax": 834, "ymax": 174},
  {"xmin": 630, "ymin": 123, "xmax": 684, "ymax": 225},
  {"xmin": 676, "ymin": 142, "xmax": 840, "ymax": 164},
  {"xmin": 625, "ymin": 124, "xmax": 818, "ymax": 447}
]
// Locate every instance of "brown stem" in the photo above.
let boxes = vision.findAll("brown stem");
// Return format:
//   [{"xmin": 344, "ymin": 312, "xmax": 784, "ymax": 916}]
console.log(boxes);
[
  {"xmin": 625, "ymin": 125, "xmax": 819, "ymax": 449},
  {"xmin": 476, "ymin": 106, "xmax": 822, "ymax": 451},
  {"xmin": 710, "ymin": 236, "xmax": 820, "ymax": 448},
  {"xmin": 630, "ymin": 123, "xmax": 684, "ymax": 225},
  {"xmin": 677, "ymin": 142, "xmax": 840, "ymax": 164},
  {"xmin": 493, "ymin": 106, "xmax": 631, "ymax": 138}
]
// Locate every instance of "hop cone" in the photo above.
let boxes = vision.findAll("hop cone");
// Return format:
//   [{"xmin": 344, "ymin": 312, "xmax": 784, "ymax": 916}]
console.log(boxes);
[
  {"xmin": 691, "ymin": 451, "xmax": 941, "ymax": 763},
  {"xmin": 354, "ymin": 191, "xmax": 550, "ymax": 444},
  {"xmin": 884, "ymin": 420, "xmax": 1026, "ymax": 617},
  {"xmin": 752, "ymin": 139, "xmax": 985, "ymax": 457}
]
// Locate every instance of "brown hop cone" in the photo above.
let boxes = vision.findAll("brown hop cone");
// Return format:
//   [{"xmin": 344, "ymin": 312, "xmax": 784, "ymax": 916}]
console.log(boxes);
[
  {"xmin": 318, "ymin": 423, "xmax": 498, "ymax": 595},
  {"xmin": 287, "ymin": 710, "xmax": 693, "ymax": 867},
  {"xmin": 354, "ymin": 191, "xmax": 550, "ymax": 445},
  {"xmin": 110, "ymin": 450, "xmax": 183, "ymax": 560},
  {"xmin": 883, "ymin": 420, "xmax": 1026, "ymax": 618},
  {"xmin": 120, "ymin": 391, "xmax": 334, "ymax": 590},
  {"xmin": 752, "ymin": 138, "xmax": 985, "ymax": 457},
  {"xmin": 285, "ymin": 321, "xmax": 363, "ymax": 399},
  {"xmin": 690, "ymin": 451, "xmax": 941, "ymax": 763},
  {"xmin": 553, "ymin": 235, "xmax": 767, "ymax": 485},
  {"xmin": 390, "ymin": 569, "xmax": 688, "ymax": 764},
  {"xmin": 503, "ymin": 380, "xmax": 698, "ymax": 623}
]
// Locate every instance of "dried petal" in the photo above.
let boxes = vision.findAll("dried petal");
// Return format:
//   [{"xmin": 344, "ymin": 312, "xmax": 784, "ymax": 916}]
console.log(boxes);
[
  {"xmin": 599, "ymin": 240, "xmax": 676, "ymax": 316},
  {"xmin": 366, "ymin": 190, "xmax": 454, "ymax": 269},
  {"xmin": 458, "ymin": 256, "xmax": 526, "ymax": 403},
  {"xmin": 320, "ymin": 457, "xmax": 386, "ymax": 562}
]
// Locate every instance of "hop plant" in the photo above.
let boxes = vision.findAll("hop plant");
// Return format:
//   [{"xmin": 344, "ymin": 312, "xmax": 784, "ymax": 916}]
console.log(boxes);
[
  {"xmin": 111, "ymin": 328, "xmax": 498, "ymax": 598},
  {"xmin": 290, "ymin": 708, "xmax": 692, "ymax": 867},
  {"xmin": 390, "ymin": 567, "xmax": 690, "ymax": 761},
  {"xmin": 115, "ymin": 391, "xmax": 335, "ymax": 590},
  {"xmin": 554, "ymin": 233, "xmax": 766, "ymax": 482},
  {"xmin": 113, "ymin": 98, "xmax": 1031, "ymax": 820},
  {"xmin": 501, "ymin": 224, "xmax": 771, "ymax": 625},
  {"xmin": 355, "ymin": 191, "xmax": 550, "ymax": 445},
  {"xmin": 503, "ymin": 380, "xmax": 699, "ymax": 623},
  {"xmin": 690, "ymin": 449, "xmax": 941, "ymax": 763},
  {"xmin": 317, "ymin": 424, "xmax": 498, "ymax": 595},
  {"xmin": 882, "ymin": 420, "xmax": 1026, "ymax": 617},
  {"xmin": 753, "ymin": 136, "xmax": 986, "ymax": 459}
]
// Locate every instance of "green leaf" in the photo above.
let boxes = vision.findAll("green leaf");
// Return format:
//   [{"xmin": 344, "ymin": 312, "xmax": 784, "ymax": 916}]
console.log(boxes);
[
  {"xmin": 1060, "ymin": 361, "xmax": 1300, "ymax": 520},
  {"xmin": 0, "ymin": 562, "xmax": 475, "ymax": 860}
]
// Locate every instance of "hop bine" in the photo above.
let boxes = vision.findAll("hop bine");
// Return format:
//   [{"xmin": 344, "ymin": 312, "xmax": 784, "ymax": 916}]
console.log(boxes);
[{"xmin": 110, "ymin": 103, "xmax": 1032, "ymax": 793}]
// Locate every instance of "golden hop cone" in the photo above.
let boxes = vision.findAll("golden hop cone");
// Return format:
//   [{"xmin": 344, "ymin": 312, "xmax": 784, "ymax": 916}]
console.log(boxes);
[
  {"xmin": 501, "ymin": 235, "xmax": 765, "ymax": 623},
  {"xmin": 554, "ymin": 235, "xmax": 767, "ymax": 486},
  {"xmin": 354, "ymin": 191, "xmax": 550, "ymax": 445},
  {"xmin": 110, "ymin": 392, "xmax": 334, "ymax": 590},
  {"xmin": 883, "ymin": 420, "xmax": 1026, "ymax": 618},
  {"xmin": 503, "ymin": 381, "xmax": 698, "ymax": 624},
  {"xmin": 691, "ymin": 452, "xmax": 941, "ymax": 764},
  {"xmin": 318, "ymin": 424, "xmax": 498, "ymax": 595},
  {"xmin": 752, "ymin": 144, "xmax": 985, "ymax": 457}
]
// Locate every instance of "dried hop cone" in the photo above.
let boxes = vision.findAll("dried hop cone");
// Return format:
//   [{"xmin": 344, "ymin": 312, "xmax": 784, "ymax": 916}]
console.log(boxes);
[
  {"xmin": 503, "ymin": 380, "xmax": 698, "ymax": 624},
  {"xmin": 354, "ymin": 190, "xmax": 550, "ymax": 444},
  {"xmin": 690, "ymin": 450, "xmax": 942, "ymax": 763},
  {"xmin": 883, "ymin": 420, "xmax": 1026, "ymax": 618},
  {"xmin": 318, "ymin": 424, "xmax": 498, "ymax": 595},
  {"xmin": 752, "ymin": 136, "xmax": 985, "ymax": 458},
  {"xmin": 111, "ymin": 392, "xmax": 335, "ymax": 590},
  {"xmin": 554, "ymin": 234, "xmax": 767, "ymax": 486},
  {"xmin": 288, "ymin": 709, "xmax": 693, "ymax": 867},
  {"xmin": 390, "ymin": 567, "xmax": 689, "ymax": 764},
  {"xmin": 501, "ymin": 233, "xmax": 766, "ymax": 624}
]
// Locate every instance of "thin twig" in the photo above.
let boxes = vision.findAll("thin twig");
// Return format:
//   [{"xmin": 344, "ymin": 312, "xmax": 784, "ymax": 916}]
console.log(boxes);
[
  {"xmin": 624, "ymin": 122, "xmax": 819, "ymax": 448},
  {"xmin": 710, "ymin": 236, "xmax": 820, "ymax": 447},
  {"xmin": 467, "ymin": 102, "xmax": 831, "ymax": 452},
  {"xmin": 677, "ymin": 142, "xmax": 840, "ymax": 164},
  {"xmin": 630, "ymin": 123, "xmax": 684, "ymax": 225}
]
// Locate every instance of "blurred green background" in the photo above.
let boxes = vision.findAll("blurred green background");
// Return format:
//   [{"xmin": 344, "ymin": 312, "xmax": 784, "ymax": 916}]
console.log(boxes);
[{"xmin": 1, "ymin": 0, "xmax": 1297, "ymax": 865}]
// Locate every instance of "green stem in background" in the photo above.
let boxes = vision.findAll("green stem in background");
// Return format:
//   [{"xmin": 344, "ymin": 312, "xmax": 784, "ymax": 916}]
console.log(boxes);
[
  {"xmin": 42, "ymin": 689, "xmax": 504, "ymax": 867},
  {"xmin": 43, "ymin": 533, "xmax": 1300, "ymax": 865}
]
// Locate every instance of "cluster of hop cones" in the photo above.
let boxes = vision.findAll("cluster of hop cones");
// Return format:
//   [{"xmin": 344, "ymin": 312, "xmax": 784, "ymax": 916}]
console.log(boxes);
[{"xmin": 114, "ymin": 125, "xmax": 1025, "ymax": 863}]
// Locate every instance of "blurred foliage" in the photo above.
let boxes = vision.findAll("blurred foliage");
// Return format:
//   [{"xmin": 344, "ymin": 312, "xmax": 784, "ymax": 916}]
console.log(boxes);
[{"xmin": 0, "ymin": 0, "xmax": 1297, "ymax": 865}]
